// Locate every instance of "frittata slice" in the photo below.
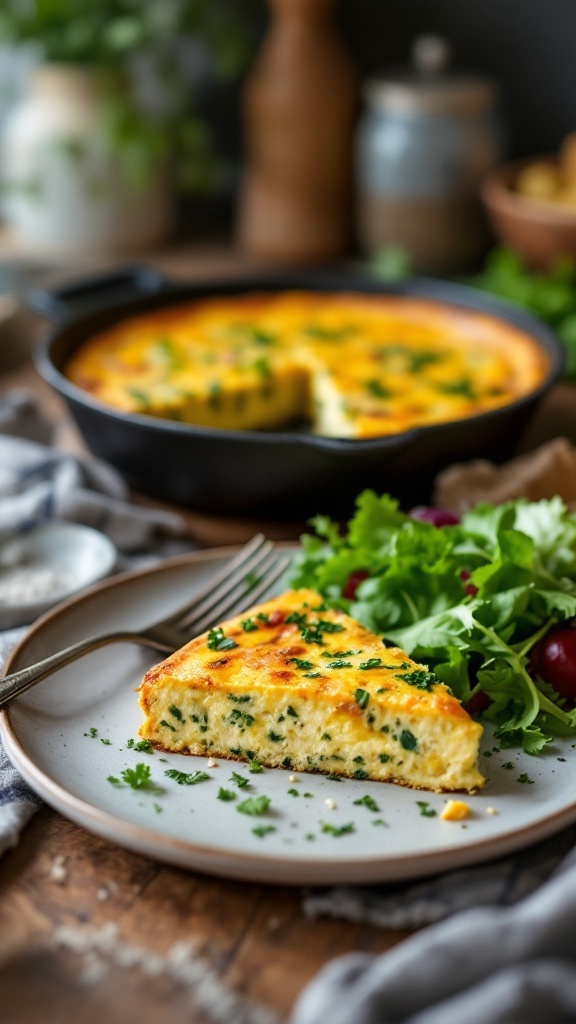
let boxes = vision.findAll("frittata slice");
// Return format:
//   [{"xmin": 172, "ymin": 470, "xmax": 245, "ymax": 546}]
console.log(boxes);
[{"xmin": 137, "ymin": 589, "xmax": 485, "ymax": 793}]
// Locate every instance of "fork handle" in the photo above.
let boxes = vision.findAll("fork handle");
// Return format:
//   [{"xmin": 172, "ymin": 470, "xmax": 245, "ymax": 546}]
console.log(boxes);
[{"xmin": 0, "ymin": 631, "xmax": 165, "ymax": 710}]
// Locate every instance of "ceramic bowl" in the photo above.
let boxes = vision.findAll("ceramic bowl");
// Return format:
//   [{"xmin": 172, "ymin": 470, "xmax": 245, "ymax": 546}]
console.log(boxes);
[
  {"xmin": 481, "ymin": 159, "xmax": 576, "ymax": 270},
  {"xmin": 0, "ymin": 520, "xmax": 117, "ymax": 628}
]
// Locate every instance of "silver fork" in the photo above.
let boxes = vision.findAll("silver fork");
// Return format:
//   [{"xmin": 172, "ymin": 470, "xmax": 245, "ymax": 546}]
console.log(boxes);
[{"xmin": 0, "ymin": 534, "xmax": 291, "ymax": 710}]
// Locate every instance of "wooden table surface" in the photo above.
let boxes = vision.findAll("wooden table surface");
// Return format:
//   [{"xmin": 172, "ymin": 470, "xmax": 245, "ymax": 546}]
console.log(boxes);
[{"xmin": 1, "ymin": 248, "xmax": 576, "ymax": 1024}]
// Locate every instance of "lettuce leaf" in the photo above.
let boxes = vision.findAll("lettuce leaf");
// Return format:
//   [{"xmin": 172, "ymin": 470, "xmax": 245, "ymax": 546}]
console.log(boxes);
[{"xmin": 289, "ymin": 490, "xmax": 576, "ymax": 751}]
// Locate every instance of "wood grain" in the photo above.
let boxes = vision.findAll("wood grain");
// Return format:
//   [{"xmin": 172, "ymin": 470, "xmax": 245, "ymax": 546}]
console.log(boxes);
[{"xmin": 0, "ymin": 807, "xmax": 405, "ymax": 1024}]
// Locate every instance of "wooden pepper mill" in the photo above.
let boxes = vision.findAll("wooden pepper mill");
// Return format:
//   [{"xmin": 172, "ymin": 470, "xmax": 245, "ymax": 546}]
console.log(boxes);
[{"xmin": 236, "ymin": 0, "xmax": 357, "ymax": 263}]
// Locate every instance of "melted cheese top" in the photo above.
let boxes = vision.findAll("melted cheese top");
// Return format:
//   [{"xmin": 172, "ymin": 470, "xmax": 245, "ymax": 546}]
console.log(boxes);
[{"xmin": 66, "ymin": 291, "xmax": 548, "ymax": 438}]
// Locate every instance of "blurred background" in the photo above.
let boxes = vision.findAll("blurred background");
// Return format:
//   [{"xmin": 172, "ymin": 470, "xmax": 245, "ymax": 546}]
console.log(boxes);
[{"xmin": 1, "ymin": 0, "xmax": 576, "ymax": 374}]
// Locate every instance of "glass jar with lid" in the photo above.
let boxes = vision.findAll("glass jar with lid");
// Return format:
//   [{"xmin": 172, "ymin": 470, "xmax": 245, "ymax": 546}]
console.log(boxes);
[{"xmin": 356, "ymin": 36, "xmax": 504, "ymax": 274}]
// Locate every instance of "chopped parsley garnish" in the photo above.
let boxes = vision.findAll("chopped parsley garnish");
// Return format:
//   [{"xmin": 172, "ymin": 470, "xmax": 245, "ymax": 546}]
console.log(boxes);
[
  {"xmin": 227, "ymin": 694, "xmax": 252, "ymax": 703},
  {"xmin": 322, "ymin": 650, "xmax": 358, "ymax": 658},
  {"xmin": 168, "ymin": 704, "xmax": 183, "ymax": 721},
  {"xmin": 207, "ymin": 627, "xmax": 238, "ymax": 652},
  {"xmin": 316, "ymin": 620, "xmax": 345, "ymax": 634},
  {"xmin": 365, "ymin": 378, "xmax": 393, "ymax": 399},
  {"xmin": 303, "ymin": 672, "xmax": 323, "ymax": 678},
  {"xmin": 285, "ymin": 610, "xmax": 308, "ymax": 627},
  {"xmin": 354, "ymin": 768, "xmax": 369, "ymax": 779},
  {"xmin": 502, "ymin": 762, "xmax": 514, "ymax": 770},
  {"xmin": 248, "ymin": 760, "xmax": 263, "ymax": 774},
  {"xmin": 302, "ymin": 324, "xmax": 355, "ymax": 340},
  {"xmin": 126, "ymin": 386, "xmax": 151, "ymax": 407},
  {"xmin": 227, "ymin": 709, "xmax": 256, "ymax": 729},
  {"xmin": 416, "ymin": 801, "xmax": 436, "ymax": 817},
  {"xmin": 354, "ymin": 688, "xmax": 369, "ymax": 709},
  {"xmin": 326, "ymin": 772, "xmax": 343, "ymax": 782},
  {"xmin": 353, "ymin": 794, "xmax": 380, "ymax": 812},
  {"xmin": 126, "ymin": 738, "xmax": 154, "ymax": 753},
  {"xmin": 84, "ymin": 727, "xmax": 98, "ymax": 738},
  {"xmin": 325, "ymin": 660, "xmax": 353, "ymax": 669},
  {"xmin": 153, "ymin": 803, "xmax": 163, "ymax": 814},
  {"xmin": 217, "ymin": 787, "xmax": 236, "ymax": 801},
  {"xmin": 246, "ymin": 327, "xmax": 275, "ymax": 346},
  {"xmin": 517, "ymin": 773, "xmax": 535, "ymax": 785},
  {"xmin": 164, "ymin": 769, "xmax": 210, "ymax": 786},
  {"xmin": 320, "ymin": 821, "xmax": 355, "ymax": 836},
  {"xmin": 300, "ymin": 626, "xmax": 327, "ymax": 645},
  {"xmin": 286, "ymin": 705, "xmax": 299, "ymax": 717},
  {"xmin": 230, "ymin": 771, "xmax": 250, "ymax": 788},
  {"xmin": 396, "ymin": 670, "xmax": 437, "ymax": 691},
  {"xmin": 160, "ymin": 719, "xmax": 175, "ymax": 732},
  {"xmin": 287, "ymin": 788, "xmax": 299, "ymax": 797},
  {"xmin": 399, "ymin": 729, "xmax": 418, "ymax": 751},
  {"xmin": 321, "ymin": 733, "xmax": 332, "ymax": 741},
  {"xmin": 406, "ymin": 350, "xmax": 443, "ymax": 373},
  {"xmin": 379, "ymin": 752, "xmax": 391, "ymax": 763},
  {"xmin": 297, "ymin": 616, "xmax": 345, "ymax": 646},
  {"xmin": 251, "ymin": 357, "xmax": 272, "ymax": 378},
  {"xmin": 437, "ymin": 378, "xmax": 476, "ymax": 399},
  {"xmin": 237, "ymin": 795, "xmax": 271, "ymax": 816},
  {"xmin": 100, "ymin": 738, "xmax": 112, "ymax": 746},
  {"xmin": 288, "ymin": 658, "xmax": 315, "ymax": 670},
  {"xmin": 268, "ymin": 731, "xmax": 284, "ymax": 742},
  {"xmin": 108, "ymin": 763, "xmax": 162, "ymax": 793},
  {"xmin": 241, "ymin": 617, "xmax": 258, "ymax": 632},
  {"xmin": 372, "ymin": 818, "xmax": 388, "ymax": 827},
  {"xmin": 252, "ymin": 825, "xmax": 276, "ymax": 838},
  {"xmin": 359, "ymin": 659, "xmax": 384, "ymax": 670}
]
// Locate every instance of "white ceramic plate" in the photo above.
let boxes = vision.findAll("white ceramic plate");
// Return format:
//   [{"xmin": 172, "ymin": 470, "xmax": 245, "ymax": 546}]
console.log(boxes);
[{"xmin": 2, "ymin": 548, "xmax": 576, "ymax": 885}]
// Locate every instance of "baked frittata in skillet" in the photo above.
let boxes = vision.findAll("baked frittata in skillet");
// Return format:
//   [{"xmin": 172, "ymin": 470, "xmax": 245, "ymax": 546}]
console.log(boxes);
[{"xmin": 66, "ymin": 292, "xmax": 546, "ymax": 439}]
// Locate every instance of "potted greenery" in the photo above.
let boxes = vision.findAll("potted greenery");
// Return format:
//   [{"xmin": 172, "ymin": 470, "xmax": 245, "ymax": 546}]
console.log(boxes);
[{"xmin": 0, "ymin": 1, "xmax": 255, "ymax": 253}]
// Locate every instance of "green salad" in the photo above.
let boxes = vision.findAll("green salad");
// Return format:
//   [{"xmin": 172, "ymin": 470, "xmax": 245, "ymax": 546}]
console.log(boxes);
[{"xmin": 289, "ymin": 490, "xmax": 576, "ymax": 753}]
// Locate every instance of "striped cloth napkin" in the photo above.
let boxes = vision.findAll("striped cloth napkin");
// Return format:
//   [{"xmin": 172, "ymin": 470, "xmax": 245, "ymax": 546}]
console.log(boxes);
[
  {"xmin": 0, "ymin": 626, "xmax": 40, "ymax": 855},
  {"xmin": 0, "ymin": 387, "xmax": 191, "ymax": 857}
]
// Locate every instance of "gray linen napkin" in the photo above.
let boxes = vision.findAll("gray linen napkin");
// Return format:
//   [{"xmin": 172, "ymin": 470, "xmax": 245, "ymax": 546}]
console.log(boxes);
[
  {"xmin": 0, "ymin": 626, "xmax": 41, "ymax": 856},
  {"xmin": 292, "ymin": 844, "xmax": 576, "ymax": 1024},
  {"xmin": 0, "ymin": 389, "xmax": 185, "ymax": 553},
  {"xmin": 302, "ymin": 823, "xmax": 576, "ymax": 930},
  {"xmin": 0, "ymin": 388, "xmax": 192, "ymax": 856}
]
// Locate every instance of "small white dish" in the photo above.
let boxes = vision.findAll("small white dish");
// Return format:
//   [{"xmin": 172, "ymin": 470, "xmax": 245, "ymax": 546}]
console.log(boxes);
[{"xmin": 0, "ymin": 520, "xmax": 117, "ymax": 628}]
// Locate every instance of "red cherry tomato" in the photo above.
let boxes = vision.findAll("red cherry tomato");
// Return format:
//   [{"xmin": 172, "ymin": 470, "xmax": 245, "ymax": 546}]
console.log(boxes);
[
  {"xmin": 343, "ymin": 570, "xmax": 369, "ymax": 600},
  {"xmin": 408, "ymin": 506, "xmax": 461, "ymax": 528},
  {"xmin": 529, "ymin": 627, "xmax": 576, "ymax": 700},
  {"xmin": 460, "ymin": 569, "xmax": 478, "ymax": 597},
  {"xmin": 465, "ymin": 690, "xmax": 492, "ymax": 715}
]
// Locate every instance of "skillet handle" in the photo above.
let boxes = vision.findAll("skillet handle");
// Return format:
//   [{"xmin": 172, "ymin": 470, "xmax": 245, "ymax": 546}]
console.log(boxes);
[{"xmin": 27, "ymin": 265, "xmax": 173, "ymax": 324}]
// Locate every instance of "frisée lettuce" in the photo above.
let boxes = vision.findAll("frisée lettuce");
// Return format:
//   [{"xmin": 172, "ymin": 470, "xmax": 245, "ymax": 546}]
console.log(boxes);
[{"xmin": 289, "ymin": 491, "xmax": 576, "ymax": 753}]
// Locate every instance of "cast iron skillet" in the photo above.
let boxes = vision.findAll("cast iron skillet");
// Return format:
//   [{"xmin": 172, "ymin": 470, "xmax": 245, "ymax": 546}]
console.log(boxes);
[{"xmin": 31, "ymin": 266, "xmax": 564, "ymax": 519}]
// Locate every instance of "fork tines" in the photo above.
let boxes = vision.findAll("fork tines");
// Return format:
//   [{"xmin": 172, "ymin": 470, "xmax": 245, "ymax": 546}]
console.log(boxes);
[{"xmin": 171, "ymin": 539, "xmax": 291, "ymax": 638}]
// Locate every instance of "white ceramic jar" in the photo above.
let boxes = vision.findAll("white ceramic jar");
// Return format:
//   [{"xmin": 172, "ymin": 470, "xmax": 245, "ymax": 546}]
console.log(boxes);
[
  {"xmin": 0, "ymin": 65, "xmax": 172, "ymax": 254},
  {"xmin": 356, "ymin": 37, "xmax": 504, "ymax": 274}
]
